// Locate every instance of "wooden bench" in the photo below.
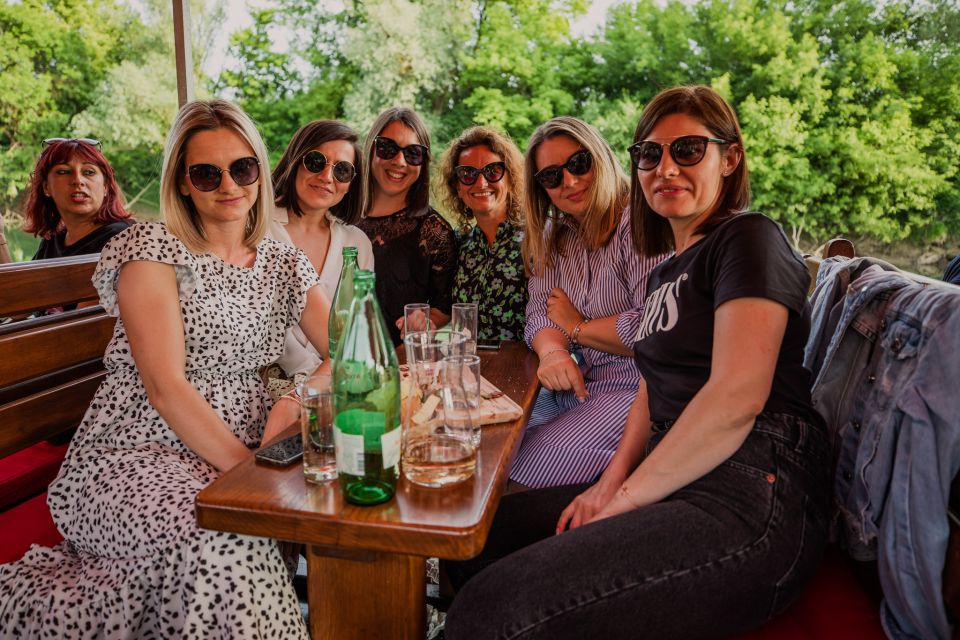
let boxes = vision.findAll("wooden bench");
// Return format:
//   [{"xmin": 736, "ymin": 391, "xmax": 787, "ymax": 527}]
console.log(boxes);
[{"xmin": 0, "ymin": 254, "xmax": 114, "ymax": 563}]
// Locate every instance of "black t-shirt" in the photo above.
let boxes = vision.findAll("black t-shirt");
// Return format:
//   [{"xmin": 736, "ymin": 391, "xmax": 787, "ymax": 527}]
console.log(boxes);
[
  {"xmin": 632, "ymin": 212, "xmax": 816, "ymax": 423},
  {"xmin": 33, "ymin": 220, "xmax": 135, "ymax": 261}
]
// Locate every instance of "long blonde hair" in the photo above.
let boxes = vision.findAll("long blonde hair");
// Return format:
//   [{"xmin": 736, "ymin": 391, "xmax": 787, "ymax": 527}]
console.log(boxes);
[
  {"xmin": 521, "ymin": 116, "xmax": 628, "ymax": 275},
  {"xmin": 160, "ymin": 99, "xmax": 272, "ymax": 253}
]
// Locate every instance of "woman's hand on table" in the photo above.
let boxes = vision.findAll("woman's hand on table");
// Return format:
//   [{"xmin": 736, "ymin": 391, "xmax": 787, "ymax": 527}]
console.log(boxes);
[
  {"xmin": 537, "ymin": 349, "xmax": 588, "ymax": 401},
  {"xmin": 546, "ymin": 288, "xmax": 583, "ymax": 336}
]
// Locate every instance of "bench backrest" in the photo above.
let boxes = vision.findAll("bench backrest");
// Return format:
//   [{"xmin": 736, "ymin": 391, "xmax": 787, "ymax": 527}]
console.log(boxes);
[{"xmin": 0, "ymin": 255, "xmax": 113, "ymax": 458}]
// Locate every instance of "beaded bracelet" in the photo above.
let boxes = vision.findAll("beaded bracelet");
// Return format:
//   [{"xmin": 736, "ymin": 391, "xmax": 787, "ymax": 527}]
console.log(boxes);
[{"xmin": 571, "ymin": 318, "xmax": 591, "ymax": 345}]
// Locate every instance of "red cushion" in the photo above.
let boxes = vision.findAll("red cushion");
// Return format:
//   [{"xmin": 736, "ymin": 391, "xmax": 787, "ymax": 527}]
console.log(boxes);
[
  {"xmin": 731, "ymin": 547, "xmax": 886, "ymax": 639},
  {"xmin": 0, "ymin": 491, "xmax": 63, "ymax": 564},
  {"xmin": 0, "ymin": 442, "xmax": 69, "ymax": 510}
]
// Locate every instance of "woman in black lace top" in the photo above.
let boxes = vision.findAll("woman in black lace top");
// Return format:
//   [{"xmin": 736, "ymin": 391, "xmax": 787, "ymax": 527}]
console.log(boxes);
[{"xmin": 357, "ymin": 107, "xmax": 457, "ymax": 345}]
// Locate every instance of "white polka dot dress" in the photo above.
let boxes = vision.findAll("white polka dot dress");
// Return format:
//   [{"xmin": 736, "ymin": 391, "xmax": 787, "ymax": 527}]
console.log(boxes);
[{"xmin": 0, "ymin": 223, "xmax": 317, "ymax": 638}]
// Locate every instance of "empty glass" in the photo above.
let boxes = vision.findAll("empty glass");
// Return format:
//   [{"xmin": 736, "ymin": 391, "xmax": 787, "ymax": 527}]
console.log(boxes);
[
  {"xmin": 299, "ymin": 374, "xmax": 337, "ymax": 483},
  {"xmin": 441, "ymin": 355, "xmax": 482, "ymax": 447},
  {"xmin": 450, "ymin": 302, "xmax": 479, "ymax": 355},
  {"xmin": 403, "ymin": 303, "xmax": 431, "ymax": 337}
]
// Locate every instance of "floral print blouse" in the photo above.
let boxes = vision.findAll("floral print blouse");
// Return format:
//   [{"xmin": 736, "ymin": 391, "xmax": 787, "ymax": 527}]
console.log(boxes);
[{"xmin": 452, "ymin": 219, "xmax": 527, "ymax": 341}]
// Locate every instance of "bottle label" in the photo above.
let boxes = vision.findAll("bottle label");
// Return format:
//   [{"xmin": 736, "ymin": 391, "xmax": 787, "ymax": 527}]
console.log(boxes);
[
  {"xmin": 334, "ymin": 427, "xmax": 366, "ymax": 476},
  {"xmin": 381, "ymin": 427, "xmax": 401, "ymax": 470}
]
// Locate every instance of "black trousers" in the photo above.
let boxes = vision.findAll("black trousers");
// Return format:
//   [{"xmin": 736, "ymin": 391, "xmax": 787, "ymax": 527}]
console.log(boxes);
[{"xmin": 444, "ymin": 413, "xmax": 832, "ymax": 640}]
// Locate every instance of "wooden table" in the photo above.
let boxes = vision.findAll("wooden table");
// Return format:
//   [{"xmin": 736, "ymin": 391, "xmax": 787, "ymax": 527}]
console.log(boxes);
[{"xmin": 196, "ymin": 341, "xmax": 540, "ymax": 639}]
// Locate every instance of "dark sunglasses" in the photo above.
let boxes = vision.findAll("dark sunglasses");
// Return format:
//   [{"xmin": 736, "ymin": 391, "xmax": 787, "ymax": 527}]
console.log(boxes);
[
  {"xmin": 374, "ymin": 136, "xmax": 428, "ymax": 166},
  {"xmin": 628, "ymin": 136, "xmax": 730, "ymax": 171},
  {"xmin": 187, "ymin": 157, "xmax": 260, "ymax": 192},
  {"xmin": 534, "ymin": 150, "xmax": 592, "ymax": 189},
  {"xmin": 42, "ymin": 137, "xmax": 101, "ymax": 149},
  {"xmin": 454, "ymin": 162, "xmax": 506, "ymax": 186},
  {"xmin": 302, "ymin": 150, "xmax": 357, "ymax": 183}
]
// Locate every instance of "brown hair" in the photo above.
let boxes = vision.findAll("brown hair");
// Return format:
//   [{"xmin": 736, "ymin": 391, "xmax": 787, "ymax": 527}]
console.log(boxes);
[
  {"xmin": 437, "ymin": 126, "xmax": 524, "ymax": 229},
  {"xmin": 24, "ymin": 140, "xmax": 132, "ymax": 239},
  {"xmin": 362, "ymin": 107, "xmax": 431, "ymax": 216},
  {"xmin": 629, "ymin": 85, "xmax": 750, "ymax": 257},
  {"xmin": 272, "ymin": 120, "xmax": 365, "ymax": 225},
  {"xmin": 521, "ymin": 116, "xmax": 628, "ymax": 275}
]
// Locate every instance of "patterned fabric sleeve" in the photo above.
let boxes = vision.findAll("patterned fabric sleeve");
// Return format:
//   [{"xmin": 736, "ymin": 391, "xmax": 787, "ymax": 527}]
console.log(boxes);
[
  {"xmin": 420, "ymin": 211, "xmax": 458, "ymax": 315},
  {"xmin": 523, "ymin": 224, "xmax": 569, "ymax": 349},
  {"xmin": 613, "ymin": 211, "xmax": 666, "ymax": 348},
  {"xmin": 93, "ymin": 222, "xmax": 202, "ymax": 317},
  {"xmin": 286, "ymin": 247, "xmax": 322, "ymax": 328}
]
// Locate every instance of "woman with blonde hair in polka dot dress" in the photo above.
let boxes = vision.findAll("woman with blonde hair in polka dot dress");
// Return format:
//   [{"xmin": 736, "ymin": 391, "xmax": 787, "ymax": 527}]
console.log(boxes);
[{"xmin": 0, "ymin": 99, "xmax": 329, "ymax": 638}]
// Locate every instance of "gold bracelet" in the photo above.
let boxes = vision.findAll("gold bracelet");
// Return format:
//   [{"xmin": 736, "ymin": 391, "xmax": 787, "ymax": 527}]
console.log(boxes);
[
  {"xmin": 618, "ymin": 483, "xmax": 642, "ymax": 510},
  {"xmin": 571, "ymin": 318, "xmax": 590, "ymax": 345},
  {"xmin": 540, "ymin": 348, "xmax": 570, "ymax": 362},
  {"xmin": 277, "ymin": 392, "xmax": 302, "ymax": 408}
]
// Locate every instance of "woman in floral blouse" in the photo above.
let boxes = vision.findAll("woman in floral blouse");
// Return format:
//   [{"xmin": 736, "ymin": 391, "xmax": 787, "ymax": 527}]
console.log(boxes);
[{"xmin": 438, "ymin": 126, "xmax": 527, "ymax": 341}]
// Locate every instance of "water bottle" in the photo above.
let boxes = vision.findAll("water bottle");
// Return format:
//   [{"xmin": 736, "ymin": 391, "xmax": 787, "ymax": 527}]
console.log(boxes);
[{"xmin": 331, "ymin": 270, "xmax": 401, "ymax": 505}]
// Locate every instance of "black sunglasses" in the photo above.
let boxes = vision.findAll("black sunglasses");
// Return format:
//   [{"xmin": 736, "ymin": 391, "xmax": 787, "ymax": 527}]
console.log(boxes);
[
  {"xmin": 454, "ymin": 162, "xmax": 506, "ymax": 186},
  {"xmin": 42, "ymin": 137, "xmax": 101, "ymax": 149},
  {"xmin": 628, "ymin": 136, "xmax": 730, "ymax": 171},
  {"xmin": 302, "ymin": 150, "xmax": 357, "ymax": 183},
  {"xmin": 187, "ymin": 157, "xmax": 260, "ymax": 192},
  {"xmin": 374, "ymin": 136, "xmax": 428, "ymax": 166},
  {"xmin": 534, "ymin": 150, "xmax": 592, "ymax": 189}
]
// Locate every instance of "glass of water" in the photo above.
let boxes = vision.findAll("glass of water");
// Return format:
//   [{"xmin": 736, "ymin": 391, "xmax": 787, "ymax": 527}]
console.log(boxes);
[
  {"xmin": 441, "ymin": 354, "xmax": 482, "ymax": 448},
  {"xmin": 450, "ymin": 302, "xmax": 479, "ymax": 355},
  {"xmin": 403, "ymin": 303, "xmax": 431, "ymax": 337},
  {"xmin": 299, "ymin": 374, "xmax": 337, "ymax": 483}
]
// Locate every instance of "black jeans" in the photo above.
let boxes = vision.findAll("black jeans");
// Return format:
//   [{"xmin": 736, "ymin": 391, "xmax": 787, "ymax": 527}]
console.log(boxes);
[{"xmin": 444, "ymin": 413, "xmax": 832, "ymax": 639}]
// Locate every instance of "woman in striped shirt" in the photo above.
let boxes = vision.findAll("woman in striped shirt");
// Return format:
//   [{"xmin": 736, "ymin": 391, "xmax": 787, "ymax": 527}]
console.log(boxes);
[{"xmin": 512, "ymin": 116, "xmax": 663, "ymax": 489}]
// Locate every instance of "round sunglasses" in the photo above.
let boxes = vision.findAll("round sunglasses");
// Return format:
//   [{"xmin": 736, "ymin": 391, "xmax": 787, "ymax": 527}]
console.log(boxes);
[
  {"xmin": 454, "ymin": 161, "xmax": 506, "ymax": 186},
  {"xmin": 628, "ymin": 136, "xmax": 730, "ymax": 171},
  {"xmin": 187, "ymin": 157, "xmax": 260, "ymax": 192},
  {"xmin": 534, "ymin": 150, "xmax": 592, "ymax": 190},
  {"xmin": 374, "ymin": 136, "xmax": 428, "ymax": 166},
  {"xmin": 302, "ymin": 150, "xmax": 357, "ymax": 183}
]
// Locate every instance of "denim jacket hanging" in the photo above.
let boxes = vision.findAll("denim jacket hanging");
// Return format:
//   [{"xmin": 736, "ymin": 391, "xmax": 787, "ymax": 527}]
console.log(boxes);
[{"xmin": 805, "ymin": 259, "xmax": 960, "ymax": 640}]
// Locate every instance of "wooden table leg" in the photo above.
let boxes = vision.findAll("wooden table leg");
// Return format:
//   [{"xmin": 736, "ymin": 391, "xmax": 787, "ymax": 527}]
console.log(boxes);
[{"xmin": 306, "ymin": 544, "xmax": 426, "ymax": 640}]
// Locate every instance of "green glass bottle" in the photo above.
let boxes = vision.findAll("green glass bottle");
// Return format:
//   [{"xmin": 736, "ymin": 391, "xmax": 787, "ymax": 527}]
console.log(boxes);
[
  {"xmin": 328, "ymin": 246, "xmax": 360, "ymax": 360},
  {"xmin": 331, "ymin": 269, "xmax": 401, "ymax": 505}
]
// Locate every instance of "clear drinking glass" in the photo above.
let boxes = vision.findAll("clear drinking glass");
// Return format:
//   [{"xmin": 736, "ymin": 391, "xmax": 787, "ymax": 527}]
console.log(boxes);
[
  {"xmin": 450, "ymin": 302, "xmax": 479, "ymax": 355},
  {"xmin": 402, "ymin": 329, "xmax": 474, "ymax": 487},
  {"xmin": 441, "ymin": 354, "xmax": 482, "ymax": 448},
  {"xmin": 403, "ymin": 303, "xmax": 431, "ymax": 337},
  {"xmin": 300, "ymin": 374, "xmax": 337, "ymax": 483}
]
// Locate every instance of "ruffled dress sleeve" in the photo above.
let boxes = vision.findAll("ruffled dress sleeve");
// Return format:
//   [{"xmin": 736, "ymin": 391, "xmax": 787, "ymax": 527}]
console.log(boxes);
[
  {"xmin": 286, "ymin": 247, "xmax": 322, "ymax": 328},
  {"xmin": 92, "ymin": 222, "xmax": 202, "ymax": 316}
]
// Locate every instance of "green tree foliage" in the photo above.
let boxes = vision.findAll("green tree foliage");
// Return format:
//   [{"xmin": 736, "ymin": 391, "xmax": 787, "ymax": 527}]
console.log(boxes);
[
  {"xmin": 211, "ymin": 0, "xmax": 959, "ymax": 243},
  {"xmin": 0, "ymin": 0, "xmax": 224, "ymax": 215},
  {"xmin": 5, "ymin": 0, "xmax": 956, "ymax": 244},
  {"xmin": 0, "ymin": 0, "xmax": 146, "ymax": 203}
]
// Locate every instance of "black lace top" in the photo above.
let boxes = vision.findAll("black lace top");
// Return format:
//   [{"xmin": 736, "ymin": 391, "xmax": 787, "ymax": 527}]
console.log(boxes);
[{"xmin": 357, "ymin": 207, "xmax": 458, "ymax": 345}]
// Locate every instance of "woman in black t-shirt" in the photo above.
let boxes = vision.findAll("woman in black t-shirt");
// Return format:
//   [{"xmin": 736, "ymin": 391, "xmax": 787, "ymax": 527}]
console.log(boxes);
[
  {"xmin": 443, "ymin": 86, "xmax": 831, "ymax": 639},
  {"xmin": 0, "ymin": 139, "xmax": 133, "ymax": 265},
  {"xmin": 356, "ymin": 107, "xmax": 457, "ymax": 345}
]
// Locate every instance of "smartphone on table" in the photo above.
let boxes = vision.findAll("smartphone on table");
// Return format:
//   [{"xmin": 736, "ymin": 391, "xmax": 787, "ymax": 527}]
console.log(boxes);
[
  {"xmin": 255, "ymin": 433, "xmax": 304, "ymax": 466},
  {"xmin": 476, "ymin": 339, "xmax": 502, "ymax": 351}
]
